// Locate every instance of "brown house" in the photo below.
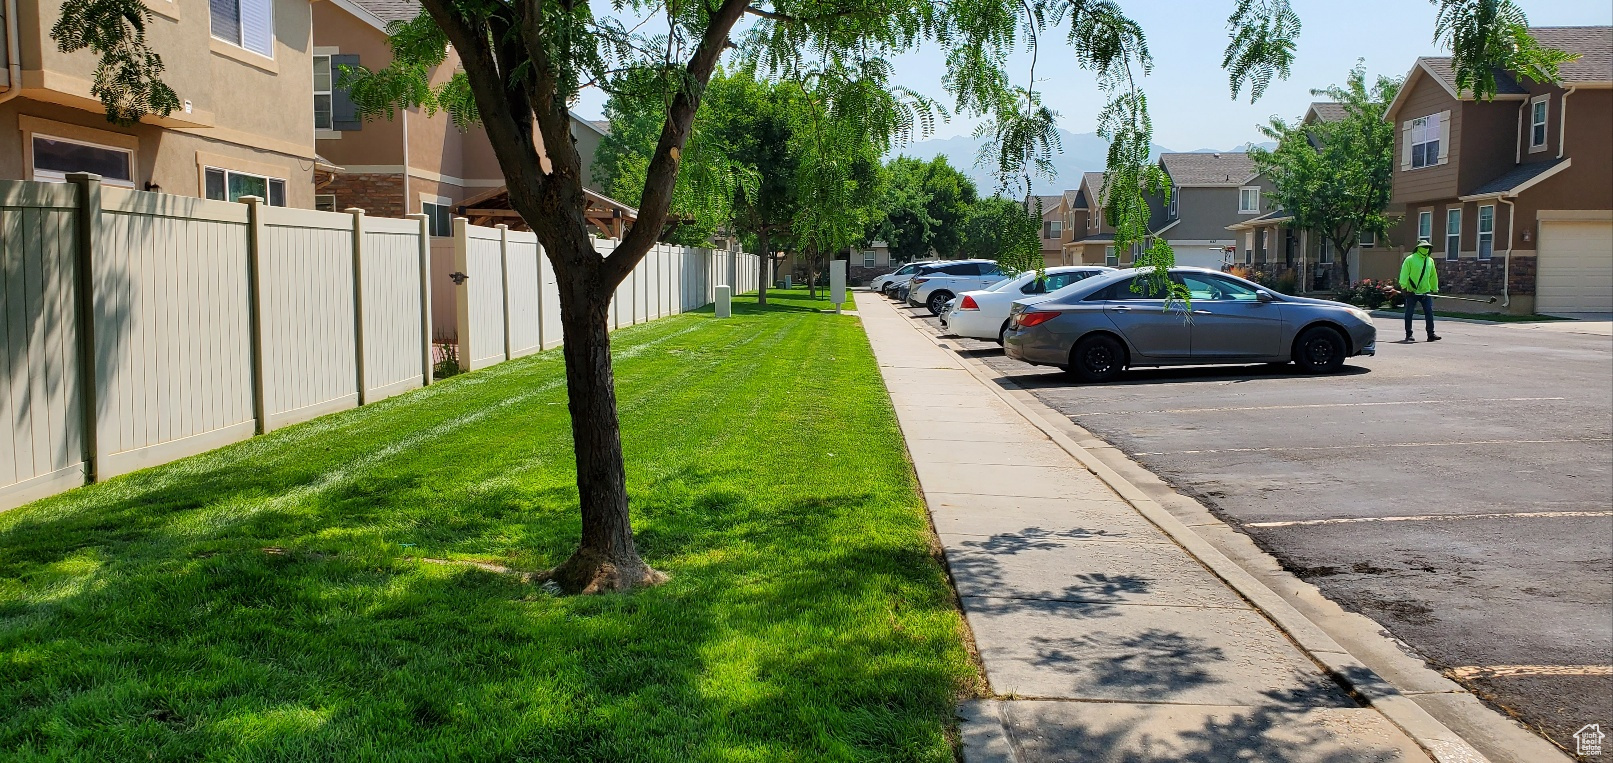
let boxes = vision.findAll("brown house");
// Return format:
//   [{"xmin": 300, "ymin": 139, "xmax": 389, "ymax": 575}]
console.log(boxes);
[
  {"xmin": 1063, "ymin": 172, "xmax": 1117, "ymax": 265},
  {"xmin": 312, "ymin": 0, "xmax": 632, "ymax": 235},
  {"xmin": 1382, "ymin": 26, "xmax": 1612, "ymax": 314},
  {"xmin": 1, "ymin": 0, "xmax": 320, "ymax": 206}
]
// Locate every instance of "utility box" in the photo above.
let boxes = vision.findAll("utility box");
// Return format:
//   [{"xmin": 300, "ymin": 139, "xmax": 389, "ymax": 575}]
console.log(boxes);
[
  {"xmin": 715, "ymin": 285, "xmax": 732, "ymax": 318},
  {"xmin": 783, "ymin": 274, "xmax": 792, "ymax": 289},
  {"xmin": 830, "ymin": 260, "xmax": 847, "ymax": 313}
]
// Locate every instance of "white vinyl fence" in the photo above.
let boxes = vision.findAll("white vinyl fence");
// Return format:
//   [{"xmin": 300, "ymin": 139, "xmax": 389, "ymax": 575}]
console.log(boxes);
[{"xmin": 0, "ymin": 175, "xmax": 757, "ymax": 510}]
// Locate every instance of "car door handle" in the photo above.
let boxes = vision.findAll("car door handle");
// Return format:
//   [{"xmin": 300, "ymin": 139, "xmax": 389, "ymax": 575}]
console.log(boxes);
[
  {"xmin": 1111, "ymin": 306, "xmax": 1131, "ymax": 312},
  {"xmin": 1193, "ymin": 309, "xmax": 1213, "ymax": 315}
]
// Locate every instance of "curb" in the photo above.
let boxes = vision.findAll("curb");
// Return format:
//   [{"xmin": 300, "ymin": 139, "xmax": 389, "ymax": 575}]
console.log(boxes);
[{"xmin": 875, "ymin": 302, "xmax": 1494, "ymax": 763}]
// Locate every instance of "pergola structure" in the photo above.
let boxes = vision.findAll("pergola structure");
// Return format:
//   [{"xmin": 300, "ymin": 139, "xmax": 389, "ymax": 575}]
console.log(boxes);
[{"xmin": 456, "ymin": 185, "xmax": 639, "ymax": 239}]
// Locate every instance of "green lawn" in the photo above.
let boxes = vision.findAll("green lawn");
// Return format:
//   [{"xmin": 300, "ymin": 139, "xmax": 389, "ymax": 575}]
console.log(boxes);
[{"xmin": 0, "ymin": 289, "xmax": 978, "ymax": 761}]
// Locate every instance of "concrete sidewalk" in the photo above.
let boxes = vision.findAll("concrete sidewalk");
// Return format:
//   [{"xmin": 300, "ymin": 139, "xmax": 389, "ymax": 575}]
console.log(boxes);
[{"xmin": 855, "ymin": 292, "xmax": 1483, "ymax": 763}]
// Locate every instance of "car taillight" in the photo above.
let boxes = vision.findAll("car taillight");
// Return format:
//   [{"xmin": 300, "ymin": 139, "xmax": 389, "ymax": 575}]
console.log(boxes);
[
  {"xmin": 1017, "ymin": 311, "xmax": 1059, "ymax": 327},
  {"xmin": 959, "ymin": 295, "xmax": 979, "ymax": 310},
  {"xmin": 910, "ymin": 277, "xmax": 928, "ymax": 286}
]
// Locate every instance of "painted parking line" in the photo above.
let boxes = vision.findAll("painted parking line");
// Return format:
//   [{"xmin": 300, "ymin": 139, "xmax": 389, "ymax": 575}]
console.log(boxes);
[
  {"xmin": 1447, "ymin": 665, "xmax": 1613, "ymax": 680},
  {"xmin": 1131, "ymin": 437, "xmax": 1611, "ymax": 457},
  {"xmin": 1073, "ymin": 397, "xmax": 1566, "ymax": 417},
  {"xmin": 1246, "ymin": 510, "xmax": 1613, "ymax": 528}
]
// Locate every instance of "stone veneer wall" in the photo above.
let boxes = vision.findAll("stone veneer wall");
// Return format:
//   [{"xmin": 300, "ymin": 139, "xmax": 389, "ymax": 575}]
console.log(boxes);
[{"xmin": 320, "ymin": 173, "xmax": 407, "ymax": 218}]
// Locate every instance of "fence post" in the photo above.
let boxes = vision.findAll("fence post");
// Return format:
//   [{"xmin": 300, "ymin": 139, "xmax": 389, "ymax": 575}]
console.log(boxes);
[
  {"xmin": 406, "ymin": 213, "xmax": 432, "ymax": 385},
  {"xmin": 239, "ymin": 195, "xmax": 269, "ymax": 434},
  {"xmin": 64, "ymin": 173, "xmax": 102, "ymax": 482},
  {"xmin": 498, "ymin": 224, "xmax": 512, "ymax": 361},
  {"xmin": 348, "ymin": 208, "xmax": 368, "ymax": 405},
  {"xmin": 453, "ymin": 216, "xmax": 472, "ymax": 369}
]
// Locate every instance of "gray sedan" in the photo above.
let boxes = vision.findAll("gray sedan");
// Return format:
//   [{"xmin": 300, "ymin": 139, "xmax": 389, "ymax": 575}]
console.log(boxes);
[{"xmin": 1003, "ymin": 268, "xmax": 1376, "ymax": 382}]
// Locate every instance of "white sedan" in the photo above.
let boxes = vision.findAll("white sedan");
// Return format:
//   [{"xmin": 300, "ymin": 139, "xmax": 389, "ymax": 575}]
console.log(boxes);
[{"xmin": 941, "ymin": 266, "xmax": 1114, "ymax": 342}]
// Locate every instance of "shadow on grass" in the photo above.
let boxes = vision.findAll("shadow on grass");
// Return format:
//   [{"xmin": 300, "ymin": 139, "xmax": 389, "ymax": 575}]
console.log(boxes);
[{"xmin": 0, "ymin": 306, "xmax": 973, "ymax": 760}]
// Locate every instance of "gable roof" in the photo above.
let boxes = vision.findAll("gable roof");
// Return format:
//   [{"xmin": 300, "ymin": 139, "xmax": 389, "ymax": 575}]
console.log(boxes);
[
  {"xmin": 1530, "ymin": 26, "xmax": 1613, "ymax": 83},
  {"xmin": 1158, "ymin": 152, "xmax": 1259, "ymax": 187},
  {"xmin": 1420, "ymin": 57, "xmax": 1529, "ymax": 96},
  {"xmin": 1304, "ymin": 102, "xmax": 1348, "ymax": 124}
]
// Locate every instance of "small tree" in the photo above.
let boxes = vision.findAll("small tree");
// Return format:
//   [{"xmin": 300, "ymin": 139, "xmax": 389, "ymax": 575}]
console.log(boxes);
[
  {"xmin": 874, "ymin": 156, "xmax": 978, "ymax": 262},
  {"xmin": 961, "ymin": 197, "xmax": 1040, "ymax": 261},
  {"xmin": 1251, "ymin": 64, "xmax": 1400, "ymax": 284}
]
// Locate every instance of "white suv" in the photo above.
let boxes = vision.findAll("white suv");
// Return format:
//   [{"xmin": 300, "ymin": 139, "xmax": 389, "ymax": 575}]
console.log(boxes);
[
  {"xmin": 906, "ymin": 260, "xmax": 1011, "ymax": 315},
  {"xmin": 870, "ymin": 261, "xmax": 937, "ymax": 296}
]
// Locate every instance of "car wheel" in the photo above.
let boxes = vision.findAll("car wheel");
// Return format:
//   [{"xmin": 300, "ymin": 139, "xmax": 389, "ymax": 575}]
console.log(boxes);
[
  {"xmin": 926, "ymin": 291, "xmax": 953, "ymax": 316},
  {"xmin": 881, "ymin": 283, "xmax": 894, "ymax": 297},
  {"xmin": 1293, "ymin": 326, "xmax": 1346, "ymax": 374},
  {"xmin": 1069, "ymin": 334, "xmax": 1126, "ymax": 383},
  {"xmin": 997, "ymin": 320, "xmax": 1010, "ymax": 345}
]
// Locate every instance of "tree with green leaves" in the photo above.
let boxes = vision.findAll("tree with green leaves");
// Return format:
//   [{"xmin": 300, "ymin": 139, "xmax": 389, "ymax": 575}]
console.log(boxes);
[
  {"xmin": 874, "ymin": 156, "xmax": 978, "ymax": 261},
  {"xmin": 960, "ymin": 196, "xmax": 1041, "ymax": 262},
  {"xmin": 1251, "ymin": 64, "xmax": 1401, "ymax": 285},
  {"xmin": 56, "ymin": 0, "xmax": 1574, "ymax": 593}
]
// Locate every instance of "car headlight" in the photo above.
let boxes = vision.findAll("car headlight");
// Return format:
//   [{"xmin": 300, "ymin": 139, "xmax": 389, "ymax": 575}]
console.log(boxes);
[{"xmin": 1345, "ymin": 307, "xmax": 1373, "ymax": 323}]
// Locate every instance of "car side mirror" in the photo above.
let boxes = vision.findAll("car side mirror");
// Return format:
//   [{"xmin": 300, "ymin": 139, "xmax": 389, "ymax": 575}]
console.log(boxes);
[{"xmin": 1256, "ymin": 289, "xmax": 1274, "ymax": 303}]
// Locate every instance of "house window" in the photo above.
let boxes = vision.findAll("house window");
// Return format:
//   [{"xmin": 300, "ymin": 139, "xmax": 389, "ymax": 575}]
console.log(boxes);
[
  {"xmin": 30, "ymin": 134, "xmax": 135, "ymax": 188},
  {"xmin": 1239, "ymin": 187, "xmax": 1260, "ymax": 214},
  {"xmin": 1477, "ymin": 205, "xmax": 1495, "ymax": 260},
  {"xmin": 211, "ymin": 0, "xmax": 274, "ymax": 58},
  {"xmin": 1358, "ymin": 230, "xmax": 1375, "ymax": 248},
  {"xmin": 1243, "ymin": 247, "xmax": 1253, "ymax": 264},
  {"xmin": 1417, "ymin": 210, "xmax": 1433, "ymax": 242},
  {"xmin": 1046, "ymin": 220, "xmax": 1062, "ymax": 239},
  {"xmin": 1169, "ymin": 192, "xmax": 1179, "ymax": 219},
  {"xmin": 1530, "ymin": 96, "xmax": 1549, "ymax": 150},
  {"xmin": 1319, "ymin": 238, "xmax": 1334, "ymax": 264},
  {"xmin": 1410, "ymin": 114, "xmax": 1441, "ymax": 169},
  {"xmin": 204, "ymin": 167, "xmax": 286, "ymax": 206},
  {"xmin": 313, "ymin": 55, "xmax": 334, "ymax": 130},
  {"xmin": 422, "ymin": 201, "xmax": 452, "ymax": 237},
  {"xmin": 1104, "ymin": 246, "xmax": 1117, "ymax": 267},
  {"xmin": 862, "ymin": 250, "xmax": 875, "ymax": 267},
  {"xmin": 315, "ymin": 194, "xmax": 337, "ymax": 212},
  {"xmin": 1445, "ymin": 209, "xmax": 1461, "ymax": 260}
]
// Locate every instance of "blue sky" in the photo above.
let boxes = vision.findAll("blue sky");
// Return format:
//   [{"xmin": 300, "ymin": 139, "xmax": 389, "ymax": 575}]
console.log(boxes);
[{"xmin": 572, "ymin": 1, "xmax": 1612, "ymax": 151}]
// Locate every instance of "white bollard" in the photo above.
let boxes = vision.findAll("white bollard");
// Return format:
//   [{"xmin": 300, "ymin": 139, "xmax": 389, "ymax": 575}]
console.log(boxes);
[{"xmin": 715, "ymin": 284, "xmax": 732, "ymax": 317}]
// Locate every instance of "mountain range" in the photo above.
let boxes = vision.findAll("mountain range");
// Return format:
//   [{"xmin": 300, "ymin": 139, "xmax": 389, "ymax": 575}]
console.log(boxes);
[{"xmin": 893, "ymin": 128, "xmax": 1276, "ymax": 196}]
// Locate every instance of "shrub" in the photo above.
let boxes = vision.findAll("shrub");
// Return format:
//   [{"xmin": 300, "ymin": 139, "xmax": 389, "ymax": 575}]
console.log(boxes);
[
  {"xmin": 1336, "ymin": 279, "xmax": 1398, "ymax": 310},
  {"xmin": 433, "ymin": 341, "xmax": 463, "ymax": 378}
]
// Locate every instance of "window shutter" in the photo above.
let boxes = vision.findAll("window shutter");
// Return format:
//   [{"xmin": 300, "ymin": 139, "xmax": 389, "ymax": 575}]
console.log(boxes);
[
  {"xmin": 1437, "ymin": 111, "xmax": 1451, "ymax": 164},
  {"xmin": 1400, "ymin": 120, "xmax": 1413, "ymax": 170},
  {"xmin": 331, "ymin": 54, "xmax": 362, "ymax": 131},
  {"xmin": 240, "ymin": 0, "xmax": 274, "ymax": 57},
  {"xmin": 210, "ymin": 0, "xmax": 241, "ymax": 42}
]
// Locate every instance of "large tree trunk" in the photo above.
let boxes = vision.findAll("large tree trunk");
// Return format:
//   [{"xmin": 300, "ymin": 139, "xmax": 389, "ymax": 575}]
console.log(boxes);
[
  {"xmin": 757, "ymin": 226, "xmax": 771, "ymax": 306},
  {"xmin": 545, "ymin": 255, "xmax": 667, "ymax": 594}
]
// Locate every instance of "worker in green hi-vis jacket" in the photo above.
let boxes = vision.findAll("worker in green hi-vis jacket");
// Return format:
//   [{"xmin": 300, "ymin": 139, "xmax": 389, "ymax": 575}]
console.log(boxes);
[{"xmin": 1399, "ymin": 240, "xmax": 1442, "ymax": 343}]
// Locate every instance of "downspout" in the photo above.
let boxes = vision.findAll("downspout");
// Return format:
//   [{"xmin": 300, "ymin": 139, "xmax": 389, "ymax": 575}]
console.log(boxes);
[
  {"xmin": 1499, "ymin": 195, "xmax": 1516, "ymax": 308},
  {"xmin": 0, "ymin": 0, "xmax": 23, "ymax": 107},
  {"xmin": 1556, "ymin": 87, "xmax": 1576, "ymax": 160},
  {"xmin": 1515, "ymin": 100, "xmax": 1525, "ymax": 164},
  {"xmin": 401, "ymin": 108, "xmax": 411, "ymax": 218}
]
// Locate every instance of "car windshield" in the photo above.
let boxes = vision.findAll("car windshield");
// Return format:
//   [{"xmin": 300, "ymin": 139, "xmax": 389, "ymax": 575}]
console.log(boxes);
[
  {"xmin": 894, "ymin": 264, "xmax": 917, "ymax": 275},
  {"xmin": 988, "ymin": 271, "xmax": 1031, "ymax": 292}
]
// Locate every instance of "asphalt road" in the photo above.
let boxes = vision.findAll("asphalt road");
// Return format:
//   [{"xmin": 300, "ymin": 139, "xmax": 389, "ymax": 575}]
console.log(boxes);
[{"xmin": 902, "ymin": 299, "xmax": 1613, "ymax": 756}]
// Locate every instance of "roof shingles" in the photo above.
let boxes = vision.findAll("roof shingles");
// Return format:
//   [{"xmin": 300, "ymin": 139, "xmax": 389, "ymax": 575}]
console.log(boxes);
[
  {"xmin": 350, "ymin": 0, "xmax": 421, "ymax": 25},
  {"xmin": 1158, "ymin": 153, "xmax": 1258, "ymax": 187}
]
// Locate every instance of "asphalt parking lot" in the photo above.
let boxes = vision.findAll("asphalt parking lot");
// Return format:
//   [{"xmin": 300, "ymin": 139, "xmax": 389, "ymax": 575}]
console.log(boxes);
[{"xmin": 902, "ymin": 299, "xmax": 1612, "ymax": 755}]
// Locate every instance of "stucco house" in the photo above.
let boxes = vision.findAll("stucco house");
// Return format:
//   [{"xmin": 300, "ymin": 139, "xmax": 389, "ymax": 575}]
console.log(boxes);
[
  {"xmin": 1151, "ymin": 152, "xmax": 1272, "ymax": 271},
  {"xmin": 1, "ymin": 0, "xmax": 321, "ymax": 206},
  {"xmin": 1380, "ymin": 26, "xmax": 1612, "ymax": 313},
  {"xmin": 312, "ymin": 0, "xmax": 631, "ymax": 235}
]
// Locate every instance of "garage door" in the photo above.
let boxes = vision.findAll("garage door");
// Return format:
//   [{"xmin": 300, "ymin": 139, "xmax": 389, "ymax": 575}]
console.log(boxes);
[{"xmin": 1536, "ymin": 220, "xmax": 1613, "ymax": 313}]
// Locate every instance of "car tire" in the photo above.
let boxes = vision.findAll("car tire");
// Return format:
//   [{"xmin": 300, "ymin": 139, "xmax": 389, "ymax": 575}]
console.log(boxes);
[
  {"xmin": 1293, "ymin": 326, "xmax": 1347, "ymax": 374},
  {"xmin": 1069, "ymin": 334, "xmax": 1126, "ymax": 383},
  {"xmin": 881, "ymin": 283, "xmax": 895, "ymax": 297},
  {"xmin": 926, "ymin": 291, "xmax": 953, "ymax": 316},
  {"xmin": 997, "ymin": 320, "xmax": 1010, "ymax": 345}
]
